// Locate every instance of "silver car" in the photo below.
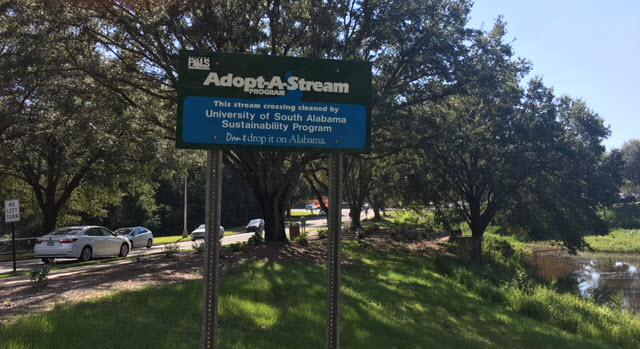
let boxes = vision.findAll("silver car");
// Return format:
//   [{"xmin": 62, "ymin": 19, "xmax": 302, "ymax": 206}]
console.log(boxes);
[
  {"xmin": 34, "ymin": 226, "xmax": 131, "ymax": 263},
  {"xmin": 246, "ymin": 219, "xmax": 265, "ymax": 233},
  {"xmin": 115, "ymin": 226, "xmax": 154, "ymax": 249},
  {"xmin": 190, "ymin": 224, "xmax": 224, "ymax": 240}
]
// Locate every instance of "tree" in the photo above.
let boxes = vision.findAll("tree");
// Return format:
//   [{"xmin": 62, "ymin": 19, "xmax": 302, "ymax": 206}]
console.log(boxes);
[
  {"xmin": 620, "ymin": 139, "xmax": 640, "ymax": 193},
  {"xmin": 402, "ymin": 21, "xmax": 621, "ymax": 261},
  {"xmin": 0, "ymin": 2, "xmax": 149, "ymax": 232},
  {"xmin": 46, "ymin": 0, "xmax": 472, "ymax": 241},
  {"xmin": 406, "ymin": 22, "xmax": 529, "ymax": 261},
  {"xmin": 499, "ymin": 95, "xmax": 623, "ymax": 251}
]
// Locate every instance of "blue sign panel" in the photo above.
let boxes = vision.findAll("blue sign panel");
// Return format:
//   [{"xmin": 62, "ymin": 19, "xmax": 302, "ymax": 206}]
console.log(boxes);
[
  {"xmin": 176, "ymin": 52, "xmax": 372, "ymax": 152},
  {"xmin": 182, "ymin": 93, "xmax": 367, "ymax": 150}
]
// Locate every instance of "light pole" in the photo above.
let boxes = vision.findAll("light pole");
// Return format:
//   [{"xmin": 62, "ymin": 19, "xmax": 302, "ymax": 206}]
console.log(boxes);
[{"xmin": 182, "ymin": 173, "xmax": 188, "ymax": 238}]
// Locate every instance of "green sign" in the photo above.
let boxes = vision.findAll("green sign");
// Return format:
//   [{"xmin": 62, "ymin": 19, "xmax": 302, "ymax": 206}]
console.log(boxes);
[{"xmin": 176, "ymin": 51, "xmax": 372, "ymax": 152}]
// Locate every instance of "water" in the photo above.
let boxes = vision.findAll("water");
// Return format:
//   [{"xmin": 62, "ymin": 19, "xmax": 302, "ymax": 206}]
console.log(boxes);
[{"xmin": 532, "ymin": 248, "xmax": 640, "ymax": 313}]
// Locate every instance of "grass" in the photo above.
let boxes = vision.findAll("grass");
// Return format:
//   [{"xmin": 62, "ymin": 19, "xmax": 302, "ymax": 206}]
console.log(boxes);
[
  {"xmin": 585, "ymin": 229, "xmax": 640, "ymax": 253},
  {"xmin": 289, "ymin": 210, "xmax": 320, "ymax": 218},
  {"xmin": 154, "ymin": 227, "xmax": 243, "ymax": 245},
  {"xmin": 0, "ymin": 251, "xmax": 33, "ymax": 263},
  {"xmin": 153, "ymin": 235, "xmax": 191, "ymax": 245},
  {"xmin": 2, "ymin": 237, "xmax": 639, "ymax": 348}
]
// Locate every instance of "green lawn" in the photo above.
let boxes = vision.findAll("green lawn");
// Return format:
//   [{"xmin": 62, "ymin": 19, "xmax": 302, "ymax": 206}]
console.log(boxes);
[
  {"xmin": 154, "ymin": 228, "xmax": 243, "ymax": 245},
  {"xmin": 585, "ymin": 229, "xmax": 640, "ymax": 253},
  {"xmin": 0, "ymin": 251, "xmax": 33, "ymax": 263},
  {"xmin": 1, "ymin": 240, "xmax": 639, "ymax": 348},
  {"xmin": 289, "ymin": 211, "xmax": 321, "ymax": 218}
]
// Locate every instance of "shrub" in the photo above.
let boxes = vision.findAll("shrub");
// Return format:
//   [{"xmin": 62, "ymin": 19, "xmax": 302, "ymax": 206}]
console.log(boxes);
[
  {"xmin": 601, "ymin": 203, "xmax": 640, "ymax": 229},
  {"xmin": 192, "ymin": 240, "xmax": 205, "ymax": 253},
  {"xmin": 30, "ymin": 265, "xmax": 49, "ymax": 292},
  {"xmin": 247, "ymin": 231, "xmax": 264, "ymax": 246},
  {"xmin": 591, "ymin": 285, "xmax": 625, "ymax": 310},
  {"xmin": 317, "ymin": 229, "xmax": 327, "ymax": 239},
  {"xmin": 224, "ymin": 242, "xmax": 247, "ymax": 253},
  {"xmin": 293, "ymin": 232, "xmax": 308, "ymax": 246},
  {"xmin": 162, "ymin": 243, "xmax": 180, "ymax": 258}
]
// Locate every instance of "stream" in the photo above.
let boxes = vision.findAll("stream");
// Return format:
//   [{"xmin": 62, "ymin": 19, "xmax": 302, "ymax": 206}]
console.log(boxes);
[{"xmin": 532, "ymin": 248, "xmax": 640, "ymax": 313}]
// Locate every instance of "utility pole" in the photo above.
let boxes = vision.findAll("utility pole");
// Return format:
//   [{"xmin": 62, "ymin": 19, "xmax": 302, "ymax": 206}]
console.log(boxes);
[{"xmin": 182, "ymin": 174, "xmax": 188, "ymax": 238}]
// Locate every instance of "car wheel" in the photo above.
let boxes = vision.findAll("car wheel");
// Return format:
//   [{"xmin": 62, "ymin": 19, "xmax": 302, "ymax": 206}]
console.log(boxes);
[
  {"xmin": 146, "ymin": 239, "xmax": 153, "ymax": 248},
  {"xmin": 119, "ymin": 243, "xmax": 129, "ymax": 257},
  {"xmin": 79, "ymin": 246, "xmax": 92, "ymax": 262},
  {"xmin": 41, "ymin": 258, "xmax": 53, "ymax": 264}
]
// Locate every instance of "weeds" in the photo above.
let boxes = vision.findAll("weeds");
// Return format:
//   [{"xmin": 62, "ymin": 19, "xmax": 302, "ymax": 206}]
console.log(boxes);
[
  {"xmin": 30, "ymin": 265, "xmax": 49, "ymax": 292},
  {"xmin": 162, "ymin": 243, "xmax": 180, "ymax": 258},
  {"xmin": 192, "ymin": 240, "xmax": 205, "ymax": 253},
  {"xmin": 247, "ymin": 231, "xmax": 264, "ymax": 246},
  {"xmin": 293, "ymin": 232, "xmax": 308, "ymax": 246}
]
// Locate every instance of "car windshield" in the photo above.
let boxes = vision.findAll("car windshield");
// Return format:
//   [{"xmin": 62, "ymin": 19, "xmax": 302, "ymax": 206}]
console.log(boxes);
[
  {"xmin": 50, "ymin": 227, "xmax": 82, "ymax": 236},
  {"xmin": 115, "ymin": 228, "xmax": 133, "ymax": 235},
  {"xmin": 196, "ymin": 224, "xmax": 205, "ymax": 230},
  {"xmin": 248, "ymin": 219, "xmax": 262, "ymax": 226}
]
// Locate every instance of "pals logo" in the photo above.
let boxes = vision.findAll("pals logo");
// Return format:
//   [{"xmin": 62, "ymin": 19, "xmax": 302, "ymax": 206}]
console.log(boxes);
[{"xmin": 188, "ymin": 56, "xmax": 210, "ymax": 70}]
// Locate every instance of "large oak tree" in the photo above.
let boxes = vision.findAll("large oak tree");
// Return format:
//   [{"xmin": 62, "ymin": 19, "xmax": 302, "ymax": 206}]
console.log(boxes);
[{"xmin": 44, "ymin": 0, "xmax": 473, "ymax": 241}]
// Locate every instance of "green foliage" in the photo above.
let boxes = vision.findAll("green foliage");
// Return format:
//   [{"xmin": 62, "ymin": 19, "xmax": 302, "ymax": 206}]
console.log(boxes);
[
  {"xmin": 316, "ymin": 229, "xmax": 327, "ymax": 239},
  {"xmin": 161, "ymin": 243, "xmax": 180, "ymax": 258},
  {"xmin": 590, "ymin": 285, "xmax": 625, "ymax": 310},
  {"xmin": 29, "ymin": 265, "xmax": 49, "ymax": 292},
  {"xmin": 191, "ymin": 241, "xmax": 205, "ymax": 253},
  {"xmin": 292, "ymin": 232, "xmax": 308, "ymax": 246},
  {"xmin": 3, "ymin": 241, "xmax": 640, "ymax": 348},
  {"xmin": 223, "ymin": 242, "xmax": 247, "ymax": 253},
  {"xmin": 620, "ymin": 139, "xmax": 640, "ymax": 189},
  {"xmin": 437, "ymin": 235, "xmax": 640, "ymax": 348},
  {"xmin": 391, "ymin": 210, "xmax": 439, "ymax": 232},
  {"xmin": 247, "ymin": 231, "xmax": 265, "ymax": 246},
  {"xmin": 601, "ymin": 204, "xmax": 640, "ymax": 229},
  {"xmin": 585, "ymin": 229, "xmax": 640, "ymax": 253}
]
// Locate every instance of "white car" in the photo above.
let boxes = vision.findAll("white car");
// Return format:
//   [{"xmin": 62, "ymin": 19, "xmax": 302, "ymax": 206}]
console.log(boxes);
[
  {"xmin": 190, "ymin": 224, "xmax": 224, "ymax": 240},
  {"xmin": 115, "ymin": 226, "xmax": 154, "ymax": 249},
  {"xmin": 34, "ymin": 226, "xmax": 131, "ymax": 263}
]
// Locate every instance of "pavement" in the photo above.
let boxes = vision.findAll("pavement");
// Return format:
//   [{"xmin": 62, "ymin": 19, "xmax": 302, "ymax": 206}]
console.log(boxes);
[{"xmin": 0, "ymin": 208, "xmax": 363, "ymax": 276}]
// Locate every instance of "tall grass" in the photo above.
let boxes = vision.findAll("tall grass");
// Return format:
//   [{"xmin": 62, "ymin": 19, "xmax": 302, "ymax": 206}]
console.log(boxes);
[
  {"xmin": 585, "ymin": 229, "xmax": 640, "ymax": 253},
  {"xmin": 437, "ymin": 234, "xmax": 640, "ymax": 348}
]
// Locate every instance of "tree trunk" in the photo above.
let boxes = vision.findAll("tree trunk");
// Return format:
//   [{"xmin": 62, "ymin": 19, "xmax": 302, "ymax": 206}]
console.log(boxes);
[
  {"xmin": 471, "ymin": 232, "xmax": 483, "ymax": 263},
  {"xmin": 41, "ymin": 204, "xmax": 59, "ymax": 234},
  {"xmin": 349, "ymin": 203, "xmax": 361, "ymax": 230},
  {"xmin": 372, "ymin": 206, "xmax": 382, "ymax": 221},
  {"xmin": 260, "ymin": 195, "xmax": 288, "ymax": 242}
]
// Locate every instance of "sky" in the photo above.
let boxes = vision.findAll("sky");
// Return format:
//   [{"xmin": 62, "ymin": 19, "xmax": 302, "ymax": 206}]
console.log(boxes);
[{"xmin": 467, "ymin": 1, "xmax": 640, "ymax": 150}]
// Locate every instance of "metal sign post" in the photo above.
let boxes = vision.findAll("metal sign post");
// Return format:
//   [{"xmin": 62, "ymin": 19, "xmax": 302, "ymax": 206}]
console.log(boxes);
[
  {"xmin": 11, "ymin": 223, "xmax": 16, "ymax": 272},
  {"xmin": 176, "ymin": 52, "xmax": 371, "ymax": 349},
  {"xmin": 4, "ymin": 200, "xmax": 20, "ymax": 272},
  {"xmin": 202, "ymin": 150, "xmax": 223, "ymax": 349},
  {"xmin": 326, "ymin": 153, "xmax": 343, "ymax": 349}
]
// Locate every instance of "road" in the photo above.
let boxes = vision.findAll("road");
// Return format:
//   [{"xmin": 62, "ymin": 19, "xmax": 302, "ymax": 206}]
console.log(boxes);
[{"xmin": 0, "ymin": 209, "xmax": 363, "ymax": 275}]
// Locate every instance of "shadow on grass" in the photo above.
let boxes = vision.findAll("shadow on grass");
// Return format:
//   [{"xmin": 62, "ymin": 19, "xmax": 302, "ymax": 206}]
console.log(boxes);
[{"xmin": 0, "ymin": 243, "xmax": 619, "ymax": 349}]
